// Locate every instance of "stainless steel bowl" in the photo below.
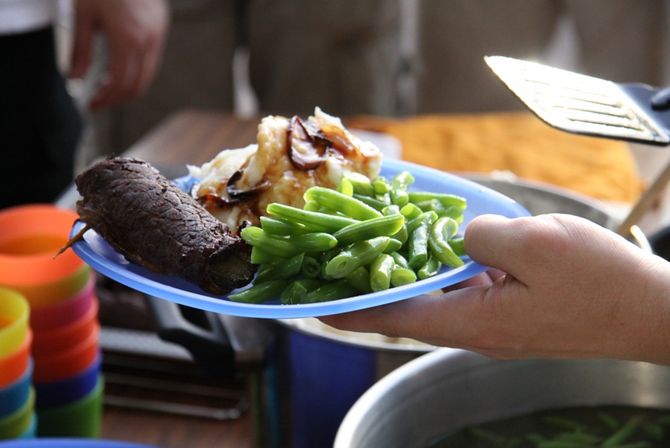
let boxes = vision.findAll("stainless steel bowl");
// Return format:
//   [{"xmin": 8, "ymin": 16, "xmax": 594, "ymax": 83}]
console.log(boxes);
[{"xmin": 335, "ymin": 349, "xmax": 670, "ymax": 448}]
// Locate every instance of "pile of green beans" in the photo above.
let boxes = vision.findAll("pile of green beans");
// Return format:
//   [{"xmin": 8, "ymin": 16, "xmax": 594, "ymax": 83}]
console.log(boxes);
[{"xmin": 229, "ymin": 170, "xmax": 467, "ymax": 304}]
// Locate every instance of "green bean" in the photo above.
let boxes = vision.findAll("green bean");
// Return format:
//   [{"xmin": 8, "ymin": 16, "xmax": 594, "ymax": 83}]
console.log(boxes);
[
  {"xmin": 383, "ymin": 238, "xmax": 403, "ymax": 254},
  {"xmin": 369, "ymin": 254, "xmax": 394, "ymax": 291},
  {"xmin": 256, "ymin": 253, "xmax": 304, "ymax": 282},
  {"xmin": 467, "ymin": 428, "xmax": 508, "ymax": 445},
  {"xmin": 407, "ymin": 211, "xmax": 438, "ymax": 234},
  {"xmin": 260, "ymin": 216, "xmax": 310, "ymax": 236},
  {"xmin": 304, "ymin": 187, "xmax": 382, "ymax": 220},
  {"xmin": 304, "ymin": 280, "xmax": 359, "ymax": 303},
  {"xmin": 241, "ymin": 226, "xmax": 300, "ymax": 257},
  {"xmin": 408, "ymin": 191, "xmax": 467, "ymax": 208},
  {"xmin": 372, "ymin": 177, "xmax": 391, "ymax": 194},
  {"xmin": 449, "ymin": 236, "xmax": 465, "ymax": 256},
  {"xmin": 408, "ymin": 218, "xmax": 430, "ymax": 270},
  {"xmin": 391, "ymin": 266, "xmax": 417, "ymax": 287},
  {"xmin": 392, "ymin": 224, "xmax": 408, "ymax": 244},
  {"xmin": 417, "ymin": 255, "xmax": 441, "ymax": 279},
  {"xmin": 291, "ymin": 232, "xmax": 338, "ymax": 253},
  {"xmin": 392, "ymin": 171, "xmax": 415, "ymax": 190},
  {"xmin": 526, "ymin": 433, "xmax": 547, "ymax": 444},
  {"xmin": 267, "ymin": 203, "xmax": 358, "ymax": 232},
  {"xmin": 301, "ymin": 255, "xmax": 321, "ymax": 278},
  {"xmin": 325, "ymin": 236, "xmax": 390, "ymax": 278},
  {"xmin": 441, "ymin": 205, "xmax": 466, "ymax": 222},
  {"xmin": 415, "ymin": 199, "xmax": 465, "ymax": 221},
  {"xmin": 353, "ymin": 193, "xmax": 387, "ymax": 211},
  {"xmin": 598, "ymin": 413, "xmax": 621, "ymax": 431},
  {"xmin": 400, "ymin": 203, "xmax": 422, "ymax": 220},
  {"xmin": 382, "ymin": 205, "xmax": 401, "ymax": 216},
  {"xmin": 553, "ymin": 432, "xmax": 601, "ymax": 444},
  {"xmin": 281, "ymin": 278, "xmax": 323, "ymax": 304},
  {"xmin": 228, "ymin": 280, "xmax": 287, "ymax": 303},
  {"xmin": 333, "ymin": 214, "xmax": 404, "ymax": 246},
  {"xmin": 390, "ymin": 189, "xmax": 409, "ymax": 207},
  {"xmin": 542, "ymin": 416, "xmax": 585, "ymax": 432},
  {"xmin": 346, "ymin": 266, "xmax": 372, "ymax": 293},
  {"xmin": 376, "ymin": 192, "xmax": 391, "ymax": 206},
  {"xmin": 428, "ymin": 217, "xmax": 464, "ymax": 268},
  {"xmin": 250, "ymin": 247, "xmax": 278, "ymax": 264},
  {"xmin": 602, "ymin": 416, "xmax": 642, "ymax": 447},
  {"xmin": 302, "ymin": 201, "xmax": 318, "ymax": 211},
  {"xmin": 390, "ymin": 252, "xmax": 409, "ymax": 269},
  {"xmin": 345, "ymin": 172, "xmax": 375, "ymax": 196},
  {"xmin": 536, "ymin": 441, "xmax": 593, "ymax": 448},
  {"xmin": 337, "ymin": 177, "xmax": 354, "ymax": 196},
  {"xmin": 641, "ymin": 422, "xmax": 664, "ymax": 440}
]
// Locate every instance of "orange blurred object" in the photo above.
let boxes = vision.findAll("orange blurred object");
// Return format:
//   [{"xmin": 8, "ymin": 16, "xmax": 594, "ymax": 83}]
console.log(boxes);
[
  {"xmin": 0, "ymin": 330, "xmax": 32, "ymax": 389},
  {"xmin": 350, "ymin": 112, "xmax": 643, "ymax": 204},
  {"xmin": 0, "ymin": 204, "xmax": 88, "ymax": 308}
]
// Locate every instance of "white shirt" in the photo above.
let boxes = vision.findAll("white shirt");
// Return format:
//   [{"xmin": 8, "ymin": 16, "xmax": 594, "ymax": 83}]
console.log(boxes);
[{"xmin": 0, "ymin": 0, "xmax": 58, "ymax": 35}]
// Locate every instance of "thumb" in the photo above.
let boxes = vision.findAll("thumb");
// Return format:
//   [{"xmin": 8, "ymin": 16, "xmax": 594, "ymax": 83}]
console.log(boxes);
[{"xmin": 464, "ymin": 214, "xmax": 540, "ymax": 282}]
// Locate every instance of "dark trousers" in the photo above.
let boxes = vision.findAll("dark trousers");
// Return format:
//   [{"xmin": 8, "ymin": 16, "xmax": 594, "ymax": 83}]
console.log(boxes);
[{"xmin": 0, "ymin": 26, "xmax": 82, "ymax": 209}]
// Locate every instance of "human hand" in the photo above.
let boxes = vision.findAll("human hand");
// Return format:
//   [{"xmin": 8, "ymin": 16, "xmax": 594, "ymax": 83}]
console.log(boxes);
[
  {"xmin": 321, "ymin": 214, "xmax": 670, "ymax": 364},
  {"xmin": 70, "ymin": 0, "xmax": 169, "ymax": 111}
]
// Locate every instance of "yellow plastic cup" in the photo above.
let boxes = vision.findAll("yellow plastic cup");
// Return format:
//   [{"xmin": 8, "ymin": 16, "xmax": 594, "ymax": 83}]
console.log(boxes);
[{"xmin": 0, "ymin": 288, "xmax": 29, "ymax": 357}]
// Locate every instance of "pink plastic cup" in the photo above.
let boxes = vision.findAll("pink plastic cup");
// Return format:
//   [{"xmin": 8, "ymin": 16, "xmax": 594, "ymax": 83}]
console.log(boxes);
[{"xmin": 30, "ymin": 276, "xmax": 96, "ymax": 333}]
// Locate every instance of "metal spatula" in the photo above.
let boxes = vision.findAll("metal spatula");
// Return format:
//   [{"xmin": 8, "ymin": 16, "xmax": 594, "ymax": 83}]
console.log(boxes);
[{"xmin": 484, "ymin": 55, "xmax": 670, "ymax": 146}]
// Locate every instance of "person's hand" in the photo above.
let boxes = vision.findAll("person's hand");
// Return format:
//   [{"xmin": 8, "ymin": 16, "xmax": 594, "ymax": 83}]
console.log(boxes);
[
  {"xmin": 321, "ymin": 214, "xmax": 670, "ymax": 364},
  {"xmin": 70, "ymin": 0, "xmax": 169, "ymax": 111}
]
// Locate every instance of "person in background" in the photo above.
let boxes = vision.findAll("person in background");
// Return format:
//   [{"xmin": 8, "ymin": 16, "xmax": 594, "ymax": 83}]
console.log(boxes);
[
  {"xmin": 0, "ymin": 0, "xmax": 168, "ymax": 208},
  {"xmin": 322, "ymin": 213, "xmax": 670, "ymax": 366}
]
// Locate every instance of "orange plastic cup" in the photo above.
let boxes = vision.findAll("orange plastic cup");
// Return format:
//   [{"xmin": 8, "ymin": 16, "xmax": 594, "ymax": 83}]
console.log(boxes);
[
  {"xmin": 33, "ymin": 324, "xmax": 99, "ymax": 384},
  {"xmin": 0, "ymin": 330, "xmax": 32, "ymax": 389},
  {"xmin": 32, "ymin": 298, "xmax": 98, "ymax": 356},
  {"xmin": 0, "ymin": 204, "xmax": 88, "ymax": 308},
  {"xmin": 0, "ymin": 288, "xmax": 29, "ymax": 357}
]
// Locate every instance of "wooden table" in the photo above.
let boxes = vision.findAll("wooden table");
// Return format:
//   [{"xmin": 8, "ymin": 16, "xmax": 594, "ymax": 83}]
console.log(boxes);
[
  {"xmin": 124, "ymin": 110, "xmax": 261, "ymax": 174},
  {"xmin": 100, "ymin": 110, "xmax": 264, "ymax": 448}
]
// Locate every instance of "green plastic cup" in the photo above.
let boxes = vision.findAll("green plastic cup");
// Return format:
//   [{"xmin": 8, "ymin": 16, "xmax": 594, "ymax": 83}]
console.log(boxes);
[
  {"xmin": 36, "ymin": 375, "xmax": 104, "ymax": 438},
  {"xmin": 0, "ymin": 388, "xmax": 34, "ymax": 439}
]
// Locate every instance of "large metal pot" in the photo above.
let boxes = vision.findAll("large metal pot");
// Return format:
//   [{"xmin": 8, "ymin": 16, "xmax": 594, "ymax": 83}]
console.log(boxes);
[
  {"xmin": 281, "ymin": 174, "xmax": 651, "ymax": 448},
  {"xmin": 335, "ymin": 349, "xmax": 670, "ymax": 448}
]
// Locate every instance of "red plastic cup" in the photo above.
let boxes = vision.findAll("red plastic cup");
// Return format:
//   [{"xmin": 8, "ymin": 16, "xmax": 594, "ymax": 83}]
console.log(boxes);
[
  {"xmin": 0, "ymin": 204, "xmax": 88, "ymax": 308},
  {"xmin": 0, "ymin": 330, "xmax": 32, "ymax": 389},
  {"xmin": 32, "ymin": 298, "xmax": 98, "ymax": 356},
  {"xmin": 33, "ymin": 324, "xmax": 100, "ymax": 384},
  {"xmin": 30, "ymin": 276, "xmax": 96, "ymax": 333}
]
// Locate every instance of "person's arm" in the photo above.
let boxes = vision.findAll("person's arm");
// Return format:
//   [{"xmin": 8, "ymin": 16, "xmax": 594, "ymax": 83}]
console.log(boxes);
[
  {"xmin": 321, "ymin": 214, "xmax": 670, "ymax": 364},
  {"xmin": 69, "ymin": 0, "xmax": 169, "ymax": 111}
]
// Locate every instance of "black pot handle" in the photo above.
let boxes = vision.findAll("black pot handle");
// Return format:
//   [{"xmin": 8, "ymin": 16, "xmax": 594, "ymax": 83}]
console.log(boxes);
[{"xmin": 146, "ymin": 296, "xmax": 236, "ymax": 378}]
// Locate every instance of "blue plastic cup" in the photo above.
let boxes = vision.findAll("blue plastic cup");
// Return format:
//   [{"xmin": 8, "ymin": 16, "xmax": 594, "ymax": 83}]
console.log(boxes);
[
  {"xmin": 0, "ymin": 360, "xmax": 32, "ymax": 419},
  {"xmin": 35, "ymin": 355, "xmax": 101, "ymax": 409}
]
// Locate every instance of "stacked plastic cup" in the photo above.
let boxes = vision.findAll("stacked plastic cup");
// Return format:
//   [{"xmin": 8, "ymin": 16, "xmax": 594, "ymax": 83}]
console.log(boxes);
[
  {"xmin": 0, "ymin": 204, "xmax": 103, "ymax": 438},
  {"xmin": 0, "ymin": 289, "xmax": 36, "ymax": 440}
]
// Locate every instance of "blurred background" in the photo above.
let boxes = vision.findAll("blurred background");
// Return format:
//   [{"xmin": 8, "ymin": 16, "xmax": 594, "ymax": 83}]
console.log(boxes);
[{"xmin": 3, "ymin": 1, "xmax": 670, "ymax": 447}]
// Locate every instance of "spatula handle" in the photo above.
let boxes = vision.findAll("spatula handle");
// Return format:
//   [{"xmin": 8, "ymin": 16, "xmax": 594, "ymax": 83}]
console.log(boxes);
[{"xmin": 616, "ymin": 157, "xmax": 670, "ymax": 236}]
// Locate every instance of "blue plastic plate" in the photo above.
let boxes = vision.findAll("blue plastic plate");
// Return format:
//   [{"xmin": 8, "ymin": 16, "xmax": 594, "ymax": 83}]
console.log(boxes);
[{"xmin": 71, "ymin": 159, "xmax": 529, "ymax": 318}]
